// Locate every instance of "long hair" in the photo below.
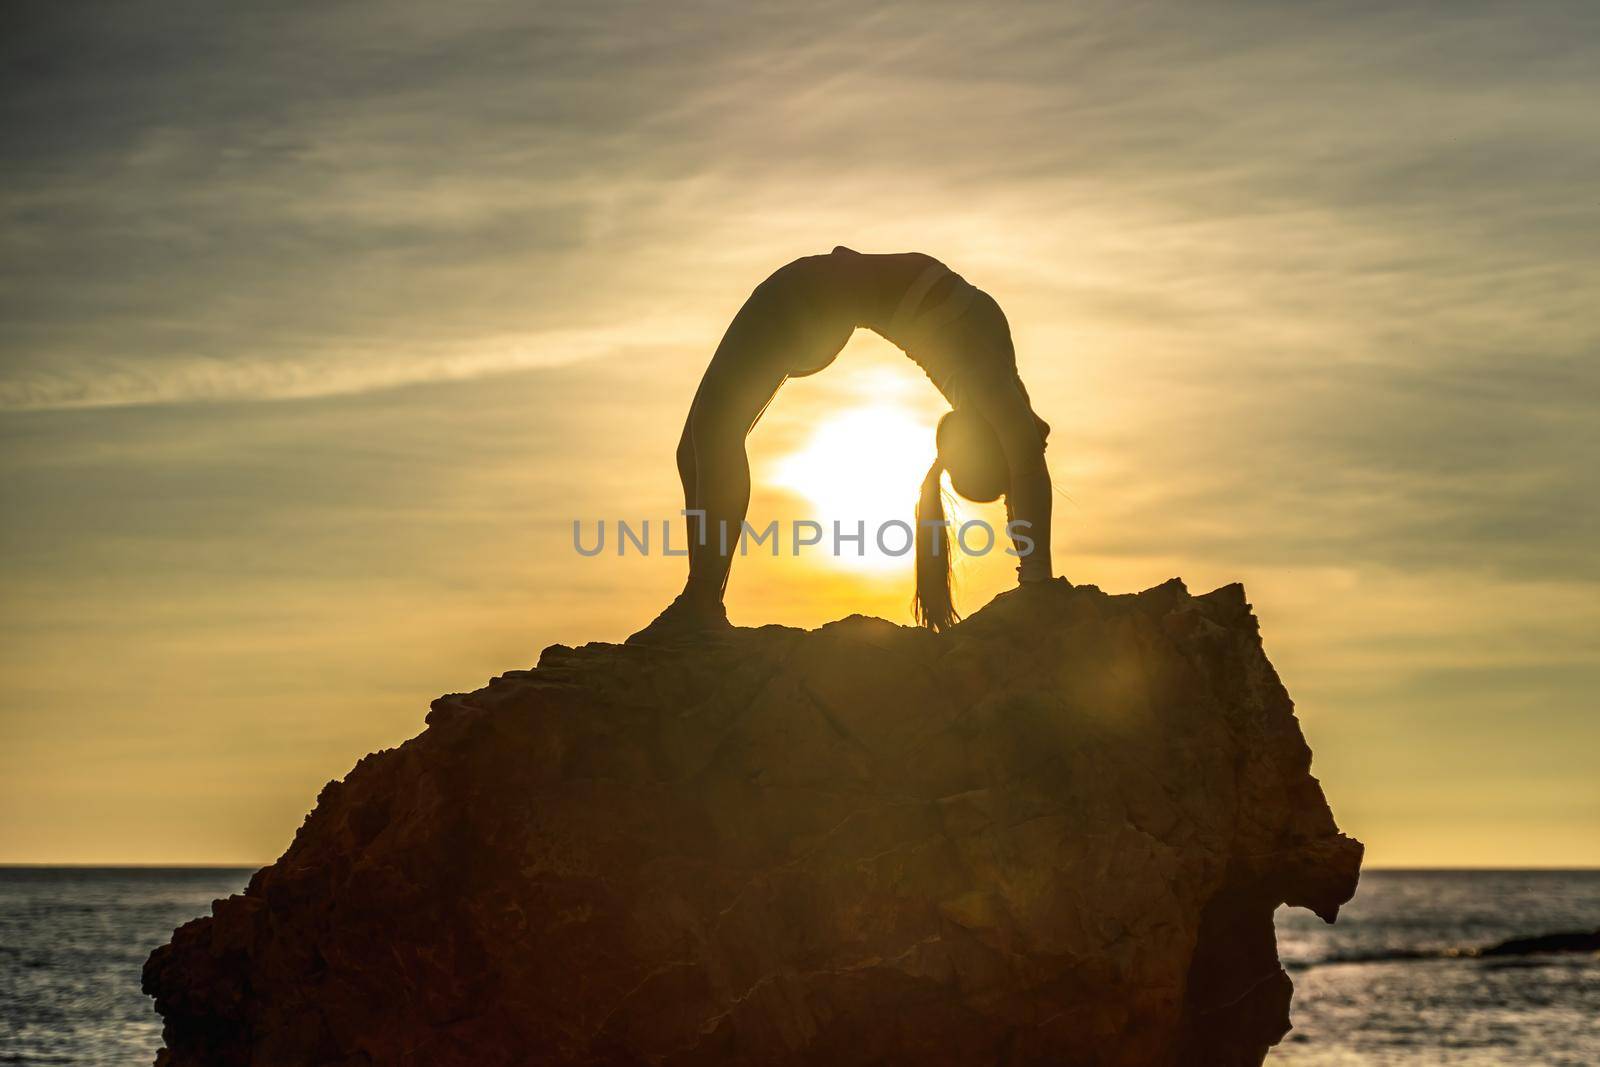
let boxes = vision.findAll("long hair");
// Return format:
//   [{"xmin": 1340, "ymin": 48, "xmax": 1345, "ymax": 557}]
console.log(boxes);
[{"xmin": 913, "ymin": 457, "xmax": 958, "ymax": 633}]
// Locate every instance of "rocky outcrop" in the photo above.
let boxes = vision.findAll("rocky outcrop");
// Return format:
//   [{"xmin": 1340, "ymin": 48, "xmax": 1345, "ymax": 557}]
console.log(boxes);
[{"xmin": 144, "ymin": 578, "xmax": 1361, "ymax": 1066}]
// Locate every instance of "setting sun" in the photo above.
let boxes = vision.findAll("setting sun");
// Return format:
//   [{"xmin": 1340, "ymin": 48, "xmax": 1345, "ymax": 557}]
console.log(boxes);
[
  {"xmin": 6, "ymin": 3, "xmax": 1599, "ymax": 1062},
  {"xmin": 769, "ymin": 403, "xmax": 938, "ymax": 571}
]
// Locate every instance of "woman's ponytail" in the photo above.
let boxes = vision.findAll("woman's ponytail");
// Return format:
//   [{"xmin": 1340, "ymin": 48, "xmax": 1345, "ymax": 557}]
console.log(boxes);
[{"xmin": 913, "ymin": 457, "xmax": 958, "ymax": 633}]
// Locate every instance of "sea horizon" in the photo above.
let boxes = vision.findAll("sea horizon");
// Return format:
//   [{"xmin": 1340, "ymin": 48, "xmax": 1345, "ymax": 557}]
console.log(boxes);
[
  {"xmin": 4, "ymin": 866, "xmax": 1597, "ymax": 1065},
  {"xmin": 8, "ymin": 862, "xmax": 1598, "ymax": 872},
  {"xmin": 4, "ymin": 2, "xmax": 1596, "ymax": 1061}
]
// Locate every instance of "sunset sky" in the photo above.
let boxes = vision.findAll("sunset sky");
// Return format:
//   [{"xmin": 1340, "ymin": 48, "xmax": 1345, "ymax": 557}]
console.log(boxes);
[{"xmin": 2, "ymin": 1, "xmax": 1596, "ymax": 866}]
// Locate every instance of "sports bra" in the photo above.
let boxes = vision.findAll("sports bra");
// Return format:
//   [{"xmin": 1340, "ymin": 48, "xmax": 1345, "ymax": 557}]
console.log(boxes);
[
  {"xmin": 887, "ymin": 260, "xmax": 978, "ymax": 340},
  {"xmin": 878, "ymin": 260, "xmax": 1010, "ymax": 396}
]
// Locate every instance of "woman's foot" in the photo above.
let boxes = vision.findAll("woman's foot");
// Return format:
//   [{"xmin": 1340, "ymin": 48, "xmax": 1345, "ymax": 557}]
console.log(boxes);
[{"xmin": 625, "ymin": 592, "xmax": 732, "ymax": 646}]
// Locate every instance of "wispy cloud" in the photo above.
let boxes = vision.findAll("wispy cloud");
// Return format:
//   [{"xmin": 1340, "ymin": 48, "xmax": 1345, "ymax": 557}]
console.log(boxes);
[
  {"xmin": 7, "ymin": 1, "xmax": 1596, "ymax": 409},
  {"xmin": 2, "ymin": 0, "xmax": 1597, "ymax": 863}
]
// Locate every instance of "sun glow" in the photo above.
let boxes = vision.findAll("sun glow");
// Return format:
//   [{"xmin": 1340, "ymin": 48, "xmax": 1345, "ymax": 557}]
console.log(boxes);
[{"xmin": 769, "ymin": 403, "xmax": 939, "ymax": 572}]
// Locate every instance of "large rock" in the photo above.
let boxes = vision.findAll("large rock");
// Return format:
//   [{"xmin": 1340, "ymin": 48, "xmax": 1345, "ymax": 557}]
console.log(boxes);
[{"xmin": 144, "ymin": 578, "xmax": 1361, "ymax": 1066}]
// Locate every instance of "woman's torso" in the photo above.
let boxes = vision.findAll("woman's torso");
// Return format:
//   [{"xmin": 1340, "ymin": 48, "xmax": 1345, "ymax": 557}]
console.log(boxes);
[{"xmin": 750, "ymin": 249, "xmax": 1016, "ymax": 392}]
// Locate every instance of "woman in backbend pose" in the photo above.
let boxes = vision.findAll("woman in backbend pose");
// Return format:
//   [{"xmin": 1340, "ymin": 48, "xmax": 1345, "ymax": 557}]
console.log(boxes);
[{"xmin": 630, "ymin": 246, "xmax": 1054, "ymax": 643}]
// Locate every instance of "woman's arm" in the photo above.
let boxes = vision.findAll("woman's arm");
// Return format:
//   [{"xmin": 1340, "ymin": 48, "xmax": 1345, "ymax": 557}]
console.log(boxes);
[
  {"xmin": 1002, "ymin": 439, "xmax": 1053, "ymax": 582},
  {"xmin": 971, "ymin": 378, "xmax": 1053, "ymax": 582}
]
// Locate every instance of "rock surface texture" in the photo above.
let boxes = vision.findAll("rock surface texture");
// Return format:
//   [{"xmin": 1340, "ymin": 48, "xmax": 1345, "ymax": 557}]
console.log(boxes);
[{"xmin": 145, "ymin": 579, "xmax": 1362, "ymax": 1066}]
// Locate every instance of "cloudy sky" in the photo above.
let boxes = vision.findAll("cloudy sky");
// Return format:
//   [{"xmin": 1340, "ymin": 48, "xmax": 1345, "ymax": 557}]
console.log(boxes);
[{"xmin": 2, "ymin": 0, "xmax": 1596, "ymax": 864}]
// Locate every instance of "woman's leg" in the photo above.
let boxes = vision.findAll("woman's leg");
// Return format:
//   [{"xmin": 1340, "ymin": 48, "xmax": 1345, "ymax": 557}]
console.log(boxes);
[
  {"xmin": 668, "ymin": 279, "xmax": 795, "ymax": 607},
  {"xmin": 631, "ymin": 356, "xmax": 783, "ymax": 642},
  {"xmin": 675, "ymin": 417, "xmax": 698, "ymax": 519},
  {"xmin": 681, "ymin": 357, "xmax": 785, "ymax": 604},
  {"xmin": 629, "ymin": 283, "xmax": 796, "ymax": 642}
]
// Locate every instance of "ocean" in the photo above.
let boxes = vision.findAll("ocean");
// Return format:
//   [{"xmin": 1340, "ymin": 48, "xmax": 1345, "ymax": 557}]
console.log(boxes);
[
  {"xmin": 1273, "ymin": 869, "xmax": 1600, "ymax": 1065},
  {"xmin": 1, "ymin": 867, "xmax": 1595, "ymax": 1065}
]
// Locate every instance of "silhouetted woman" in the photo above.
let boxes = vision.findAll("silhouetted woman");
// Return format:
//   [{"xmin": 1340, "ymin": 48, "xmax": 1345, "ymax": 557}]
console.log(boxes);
[{"xmin": 631, "ymin": 247, "xmax": 1053, "ymax": 642}]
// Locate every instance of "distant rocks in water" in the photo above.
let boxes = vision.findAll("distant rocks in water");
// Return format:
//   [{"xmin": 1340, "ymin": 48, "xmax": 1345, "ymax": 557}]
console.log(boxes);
[
  {"xmin": 143, "ymin": 578, "xmax": 1361, "ymax": 1066},
  {"xmin": 1310, "ymin": 927, "xmax": 1600, "ymax": 968},
  {"xmin": 1479, "ymin": 929, "xmax": 1600, "ymax": 958}
]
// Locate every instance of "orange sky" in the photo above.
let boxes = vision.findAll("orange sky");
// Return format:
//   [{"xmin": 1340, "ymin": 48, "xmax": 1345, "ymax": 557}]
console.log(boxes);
[{"xmin": 2, "ymin": 1, "xmax": 1597, "ymax": 866}]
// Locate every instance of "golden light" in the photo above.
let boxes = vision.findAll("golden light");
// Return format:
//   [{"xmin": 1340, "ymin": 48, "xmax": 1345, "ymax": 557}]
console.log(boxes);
[{"xmin": 769, "ymin": 403, "xmax": 938, "ymax": 572}]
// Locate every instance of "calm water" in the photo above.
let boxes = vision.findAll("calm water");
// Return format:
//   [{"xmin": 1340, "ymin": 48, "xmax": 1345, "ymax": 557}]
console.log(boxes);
[
  {"xmin": 0, "ymin": 868, "xmax": 250, "ymax": 1067},
  {"xmin": 1, "ymin": 867, "xmax": 1595, "ymax": 1065},
  {"xmin": 1273, "ymin": 870, "xmax": 1600, "ymax": 1064}
]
